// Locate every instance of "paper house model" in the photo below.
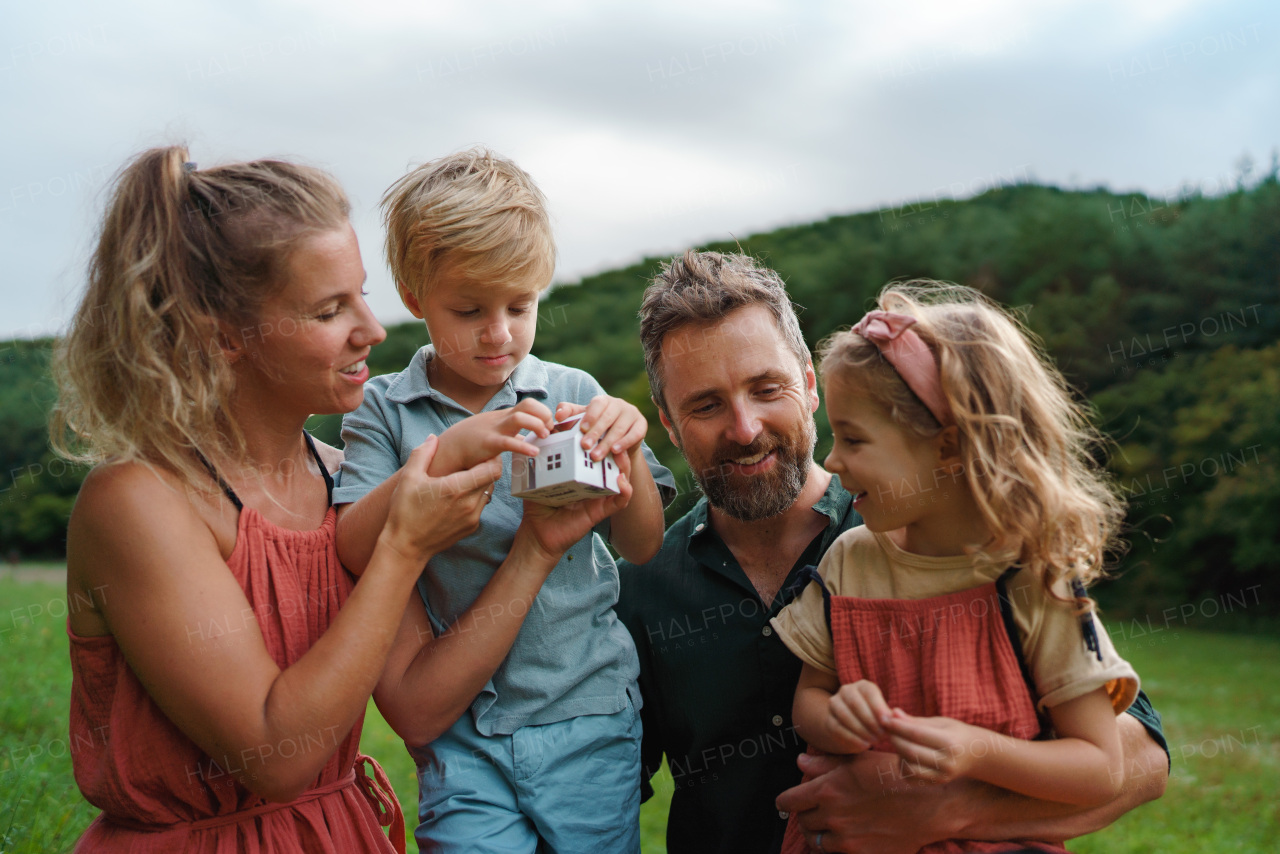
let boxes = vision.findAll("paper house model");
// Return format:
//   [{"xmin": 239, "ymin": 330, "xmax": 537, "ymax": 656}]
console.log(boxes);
[{"xmin": 510, "ymin": 416, "xmax": 621, "ymax": 506}]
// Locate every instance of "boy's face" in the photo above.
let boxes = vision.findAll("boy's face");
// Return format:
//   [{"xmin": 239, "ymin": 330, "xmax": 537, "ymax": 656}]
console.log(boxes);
[{"xmin": 402, "ymin": 263, "xmax": 543, "ymax": 412}]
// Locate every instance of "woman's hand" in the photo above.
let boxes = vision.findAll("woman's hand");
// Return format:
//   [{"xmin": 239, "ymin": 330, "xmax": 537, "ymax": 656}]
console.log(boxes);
[{"xmin": 379, "ymin": 435, "xmax": 502, "ymax": 566}]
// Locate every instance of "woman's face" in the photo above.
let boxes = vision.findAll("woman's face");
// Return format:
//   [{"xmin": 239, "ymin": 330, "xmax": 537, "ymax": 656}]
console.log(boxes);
[{"xmin": 238, "ymin": 223, "xmax": 386, "ymax": 417}]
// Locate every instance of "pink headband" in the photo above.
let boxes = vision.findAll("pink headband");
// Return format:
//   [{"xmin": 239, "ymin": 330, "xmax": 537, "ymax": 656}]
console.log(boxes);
[{"xmin": 850, "ymin": 310, "xmax": 954, "ymax": 426}]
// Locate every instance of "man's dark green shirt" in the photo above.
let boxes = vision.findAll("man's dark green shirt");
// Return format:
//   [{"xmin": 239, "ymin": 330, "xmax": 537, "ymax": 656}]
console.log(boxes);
[
  {"xmin": 617, "ymin": 476, "xmax": 1170, "ymax": 854},
  {"xmin": 616, "ymin": 477, "xmax": 857, "ymax": 854}
]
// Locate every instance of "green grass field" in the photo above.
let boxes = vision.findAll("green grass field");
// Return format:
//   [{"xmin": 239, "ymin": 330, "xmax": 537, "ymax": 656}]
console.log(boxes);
[{"xmin": 1, "ymin": 574, "xmax": 1276, "ymax": 852}]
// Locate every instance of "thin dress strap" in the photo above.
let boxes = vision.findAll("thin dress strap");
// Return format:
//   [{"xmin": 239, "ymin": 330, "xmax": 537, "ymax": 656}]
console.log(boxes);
[
  {"xmin": 787, "ymin": 564, "xmax": 833, "ymax": 633},
  {"xmin": 995, "ymin": 565, "xmax": 1053, "ymax": 738},
  {"xmin": 196, "ymin": 452, "xmax": 243, "ymax": 511},
  {"xmin": 196, "ymin": 432, "xmax": 332, "ymax": 511},
  {"xmin": 303, "ymin": 431, "xmax": 334, "ymax": 506}
]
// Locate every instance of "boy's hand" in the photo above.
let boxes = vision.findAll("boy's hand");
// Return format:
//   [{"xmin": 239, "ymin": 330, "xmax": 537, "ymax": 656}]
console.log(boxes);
[
  {"xmin": 436, "ymin": 399, "xmax": 553, "ymax": 473},
  {"xmin": 827, "ymin": 680, "xmax": 893, "ymax": 754},
  {"xmin": 556, "ymin": 396, "xmax": 648, "ymax": 463},
  {"xmin": 882, "ymin": 711, "xmax": 991, "ymax": 784}
]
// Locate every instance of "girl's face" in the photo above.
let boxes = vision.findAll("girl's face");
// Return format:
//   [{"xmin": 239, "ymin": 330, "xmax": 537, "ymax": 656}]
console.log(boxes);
[
  {"xmin": 821, "ymin": 373, "xmax": 950, "ymax": 532},
  {"xmin": 238, "ymin": 223, "xmax": 386, "ymax": 417}
]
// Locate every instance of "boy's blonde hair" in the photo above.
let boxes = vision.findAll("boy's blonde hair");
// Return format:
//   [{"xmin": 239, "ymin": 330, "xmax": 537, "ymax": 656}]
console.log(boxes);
[
  {"xmin": 52, "ymin": 145, "xmax": 350, "ymax": 489},
  {"xmin": 817, "ymin": 281, "xmax": 1126, "ymax": 604},
  {"xmin": 381, "ymin": 148, "xmax": 555, "ymax": 304}
]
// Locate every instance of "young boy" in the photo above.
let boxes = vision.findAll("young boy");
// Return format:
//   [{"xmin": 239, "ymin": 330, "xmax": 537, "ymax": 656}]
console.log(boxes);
[{"xmin": 332, "ymin": 148, "xmax": 674, "ymax": 852}]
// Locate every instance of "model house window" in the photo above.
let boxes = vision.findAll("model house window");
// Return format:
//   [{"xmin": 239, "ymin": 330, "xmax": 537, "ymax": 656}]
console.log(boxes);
[{"xmin": 547, "ymin": 452, "xmax": 562, "ymax": 471}]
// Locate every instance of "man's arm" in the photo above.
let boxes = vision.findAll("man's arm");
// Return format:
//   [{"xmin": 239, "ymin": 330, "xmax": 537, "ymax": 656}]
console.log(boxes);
[
  {"xmin": 954, "ymin": 714, "xmax": 1167, "ymax": 842},
  {"xmin": 776, "ymin": 713, "xmax": 1167, "ymax": 854}
]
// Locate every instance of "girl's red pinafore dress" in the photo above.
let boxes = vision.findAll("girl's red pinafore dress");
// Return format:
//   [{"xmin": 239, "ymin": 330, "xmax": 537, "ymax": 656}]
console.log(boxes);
[{"xmin": 781, "ymin": 566, "xmax": 1068, "ymax": 854}]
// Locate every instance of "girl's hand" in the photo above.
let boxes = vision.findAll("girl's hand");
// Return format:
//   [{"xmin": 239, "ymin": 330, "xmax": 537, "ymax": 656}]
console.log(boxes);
[
  {"xmin": 556, "ymin": 395, "xmax": 648, "ymax": 462},
  {"xmin": 516, "ymin": 465, "xmax": 634, "ymax": 563},
  {"xmin": 882, "ymin": 711, "xmax": 992, "ymax": 784},
  {"xmin": 381, "ymin": 435, "xmax": 502, "ymax": 564},
  {"xmin": 826, "ymin": 679, "xmax": 893, "ymax": 753},
  {"xmin": 435, "ymin": 399, "xmax": 553, "ymax": 473}
]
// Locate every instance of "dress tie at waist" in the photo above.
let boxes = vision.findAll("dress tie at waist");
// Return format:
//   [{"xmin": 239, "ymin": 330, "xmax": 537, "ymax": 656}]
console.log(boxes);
[{"xmin": 102, "ymin": 754, "xmax": 406, "ymax": 853}]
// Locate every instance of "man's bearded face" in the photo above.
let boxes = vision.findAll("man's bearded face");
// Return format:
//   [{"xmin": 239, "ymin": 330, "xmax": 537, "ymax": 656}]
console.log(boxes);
[{"xmin": 678, "ymin": 414, "xmax": 816, "ymax": 521}]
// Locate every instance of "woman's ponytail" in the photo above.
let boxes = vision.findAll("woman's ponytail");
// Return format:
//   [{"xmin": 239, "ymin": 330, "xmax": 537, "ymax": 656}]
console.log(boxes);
[{"xmin": 51, "ymin": 144, "xmax": 349, "ymax": 487}]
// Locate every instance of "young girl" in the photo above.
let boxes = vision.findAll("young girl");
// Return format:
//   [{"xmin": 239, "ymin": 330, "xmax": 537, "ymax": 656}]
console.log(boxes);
[{"xmin": 771, "ymin": 282, "xmax": 1139, "ymax": 854}]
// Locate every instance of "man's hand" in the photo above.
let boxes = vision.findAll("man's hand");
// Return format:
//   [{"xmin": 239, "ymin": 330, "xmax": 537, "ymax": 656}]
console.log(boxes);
[
  {"xmin": 556, "ymin": 396, "xmax": 648, "ymax": 463},
  {"xmin": 776, "ymin": 752, "xmax": 961, "ymax": 854},
  {"xmin": 435, "ymin": 398, "xmax": 552, "ymax": 473}
]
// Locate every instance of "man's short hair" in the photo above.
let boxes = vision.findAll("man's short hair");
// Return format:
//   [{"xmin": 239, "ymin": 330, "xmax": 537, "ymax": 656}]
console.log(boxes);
[
  {"xmin": 639, "ymin": 250, "xmax": 810, "ymax": 415},
  {"xmin": 381, "ymin": 148, "xmax": 555, "ymax": 305}
]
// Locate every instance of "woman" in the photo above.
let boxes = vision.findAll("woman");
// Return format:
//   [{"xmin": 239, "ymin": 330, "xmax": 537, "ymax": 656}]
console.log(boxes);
[{"xmin": 52, "ymin": 146, "xmax": 623, "ymax": 852}]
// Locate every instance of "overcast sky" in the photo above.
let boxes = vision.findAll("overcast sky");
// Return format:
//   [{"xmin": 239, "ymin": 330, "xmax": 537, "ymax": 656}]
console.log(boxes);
[{"xmin": 1, "ymin": 0, "xmax": 1276, "ymax": 340}]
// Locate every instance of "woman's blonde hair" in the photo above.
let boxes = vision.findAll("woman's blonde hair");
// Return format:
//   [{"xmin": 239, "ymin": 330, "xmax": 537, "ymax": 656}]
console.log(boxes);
[
  {"xmin": 381, "ymin": 148, "xmax": 555, "ymax": 303},
  {"xmin": 818, "ymin": 281, "xmax": 1126, "ymax": 603},
  {"xmin": 51, "ymin": 145, "xmax": 350, "ymax": 488}
]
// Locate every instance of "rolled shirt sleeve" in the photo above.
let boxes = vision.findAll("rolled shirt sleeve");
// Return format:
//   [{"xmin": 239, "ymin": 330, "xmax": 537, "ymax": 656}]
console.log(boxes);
[
  {"xmin": 332, "ymin": 378, "xmax": 404, "ymax": 505},
  {"xmin": 1012, "ymin": 572, "xmax": 1141, "ymax": 714}
]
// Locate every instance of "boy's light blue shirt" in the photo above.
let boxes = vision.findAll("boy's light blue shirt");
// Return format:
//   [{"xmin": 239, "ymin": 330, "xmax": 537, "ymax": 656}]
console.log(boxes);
[{"xmin": 333, "ymin": 346, "xmax": 676, "ymax": 736}]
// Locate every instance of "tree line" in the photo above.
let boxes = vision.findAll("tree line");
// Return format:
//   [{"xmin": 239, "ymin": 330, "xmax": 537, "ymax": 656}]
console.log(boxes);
[{"xmin": 6, "ymin": 166, "xmax": 1277, "ymax": 618}]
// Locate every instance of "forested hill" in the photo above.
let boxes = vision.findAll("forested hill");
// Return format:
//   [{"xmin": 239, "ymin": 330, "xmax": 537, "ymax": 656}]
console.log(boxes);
[{"xmin": 4, "ymin": 175, "xmax": 1278, "ymax": 617}]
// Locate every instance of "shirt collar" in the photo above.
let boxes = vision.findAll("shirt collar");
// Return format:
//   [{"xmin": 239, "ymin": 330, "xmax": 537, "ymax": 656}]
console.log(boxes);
[{"xmin": 383, "ymin": 346, "xmax": 551, "ymax": 410}]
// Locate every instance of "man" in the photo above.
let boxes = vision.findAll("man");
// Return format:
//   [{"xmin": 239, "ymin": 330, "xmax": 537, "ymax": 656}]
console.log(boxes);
[{"xmin": 615, "ymin": 250, "xmax": 1169, "ymax": 854}]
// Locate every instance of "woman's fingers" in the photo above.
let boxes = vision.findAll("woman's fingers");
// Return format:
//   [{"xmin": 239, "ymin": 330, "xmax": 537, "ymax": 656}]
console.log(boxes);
[
  {"xmin": 403, "ymin": 433, "xmax": 439, "ymax": 473},
  {"xmin": 438, "ymin": 456, "xmax": 501, "ymax": 498},
  {"xmin": 393, "ymin": 450, "xmax": 501, "ymax": 556}
]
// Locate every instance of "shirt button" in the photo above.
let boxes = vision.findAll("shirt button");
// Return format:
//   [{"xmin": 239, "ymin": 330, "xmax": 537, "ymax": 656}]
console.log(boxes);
[
  {"xmin": 771, "ymin": 714, "xmax": 784, "ymax": 726},
  {"xmin": 566, "ymin": 554, "xmax": 574, "ymax": 561},
  {"xmin": 694, "ymin": 523, "xmax": 705, "ymax": 532},
  {"xmin": 761, "ymin": 625, "xmax": 773, "ymax": 637}
]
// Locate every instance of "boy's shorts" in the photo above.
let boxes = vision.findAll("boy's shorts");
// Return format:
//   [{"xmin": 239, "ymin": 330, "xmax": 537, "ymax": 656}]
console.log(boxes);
[{"xmin": 412, "ymin": 691, "xmax": 642, "ymax": 853}]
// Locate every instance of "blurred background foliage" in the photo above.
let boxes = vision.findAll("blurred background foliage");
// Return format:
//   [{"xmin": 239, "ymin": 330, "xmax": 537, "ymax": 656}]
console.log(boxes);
[{"xmin": 7, "ymin": 163, "xmax": 1278, "ymax": 618}]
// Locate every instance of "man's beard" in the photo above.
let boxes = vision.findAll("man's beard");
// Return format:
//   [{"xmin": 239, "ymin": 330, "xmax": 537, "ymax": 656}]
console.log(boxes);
[{"xmin": 681, "ymin": 420, "xmax": 817, "ymax": 522}]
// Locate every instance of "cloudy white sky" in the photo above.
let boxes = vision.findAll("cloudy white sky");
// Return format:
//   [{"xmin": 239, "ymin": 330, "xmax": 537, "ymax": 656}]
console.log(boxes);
[{"xmin": 1, "ymin": 0, "xmax": 1276, "ymax": 339}]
